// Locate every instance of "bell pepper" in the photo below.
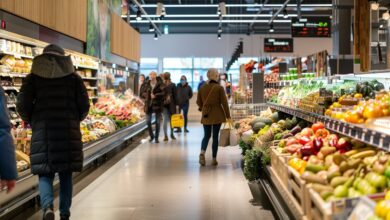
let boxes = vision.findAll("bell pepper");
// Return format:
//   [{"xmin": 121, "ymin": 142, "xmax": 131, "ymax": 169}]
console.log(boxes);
[
  {"xmin": 336, "ymin": 137, "xmax": 352, "ymax": 151},
  {"xmin": 311, "ymin": 122, "xmax": 325, "ymax": 133},
  {"xmin": 288, "ymin": 158, "xmax": 307, "ymax": 174},
  {"xmin": 300, "ymin": 141, "xmax": 317, "ymax": 157},
  {"xmin": 299, "ymin": 136, "xmax": 311, "ymax": 145},
  {"xmin": 327, "ymin": 134, "xmax": 339, "ymax": 147},
  {"xmin": 315, "ymin": 129, "xmax": 330, "ymax": 138},
  {"xmin": 313, "ymin": 138, "xmax": 323, "ymax": 152}
]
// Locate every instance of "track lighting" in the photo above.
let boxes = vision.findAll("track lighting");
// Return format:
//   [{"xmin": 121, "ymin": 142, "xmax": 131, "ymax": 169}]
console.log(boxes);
[
  {"xmin": 136, "ymin": 9, "xmax": 142, "ymax": 21},
  {"xmin": 149, "ymin": 23, "xmax": 155, "ymax": 32},
  {"xmin": 283, "ymin": 9, "xmax": 288, "ymax": 19},
  {"xmin": 371, "ymin": 1, "xmax": 380, "ymax": 11},
  {"xmin": 218, "ymin": 27, "xmax": 222, "ymax": 33},
  {"xmin": 154, "ymin": 32, "xmax": 158, "ymax": 40},
  {"xmin": 383, "ymin": 10, "xmax": 390, "ymax": 20},
  {"xmin": 217, "ymin": 33, "xmax": 221, "ymax": 40},
  {"xmin": 269, "ymin": 23, "xmax": 274, "ymax": 32}
]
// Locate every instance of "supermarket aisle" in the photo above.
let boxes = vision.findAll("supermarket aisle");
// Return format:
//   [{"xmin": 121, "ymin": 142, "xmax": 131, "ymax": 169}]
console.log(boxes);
[{"xmin": 30, "ymin": 124, "xmax": 274, "ymax": 220}]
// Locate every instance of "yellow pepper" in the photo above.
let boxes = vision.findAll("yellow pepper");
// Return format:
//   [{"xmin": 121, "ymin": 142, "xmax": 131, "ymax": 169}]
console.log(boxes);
[{"xmin": 288, "ymin": 158, "xmax": 307, "ymax": 174}]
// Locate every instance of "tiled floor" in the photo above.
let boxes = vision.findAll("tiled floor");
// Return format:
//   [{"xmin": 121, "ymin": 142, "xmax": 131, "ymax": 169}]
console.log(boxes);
[{"xmin": 29, "ymin": 124, "xmax": 274, "ymax": 220}]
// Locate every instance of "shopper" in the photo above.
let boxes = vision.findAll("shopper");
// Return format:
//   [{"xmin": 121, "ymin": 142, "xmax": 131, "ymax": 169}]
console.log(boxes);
[
  {"xmin": 140, "ymin": 71, "xmax": 165, "ymax": 143},
  {"xmin": 220, "ymin": 73, "xmax": 232, "ymax": 98},
  {"xmin": 138, "ymin": 74, "xmax": 145, "ymax": 95},
  {"xmin": 176, "ymin": 75, "xmax": 193, "ymax": 133},
  {"xmin": 198, "ymin": 75, "xmax": 206, "ymax": 91},
  {"xmin": 197, "ymin": 68, "xmax": 231, "ymax": 166},
  {"xmin": 0, "ymin": 86, "xmax": 17, "ymax": 194},
  {"xmin": 162, "ymin": 72, "xmax": 177, "ymax": 141},
  {"xmin": 17, "ymin": 44, "xmax": 90, "ymax": 220}
]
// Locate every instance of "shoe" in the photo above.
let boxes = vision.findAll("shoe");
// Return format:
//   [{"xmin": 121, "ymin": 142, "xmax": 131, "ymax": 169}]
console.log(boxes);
[
  {"xmin": 199, "ymin": 153, "xmax": 206, "ymax": 166},
  {"xmin": 174, "ymin": 128, "xmax": 182, "ymax": 133},
  {"xmin": 212, "ymin": 158, "xmax": 218, "ymax": 166},
  {"xmin": 170, "ymin": 134, "xmax": 176, "ymax": 140},
  {"xmin": 163, "ymin": 136, "xmax": 168, "ymax": 142},
  {"xmin": 184, "ymin": 129, "xmax": 189, "ymax": 133},
  {"xmin": 149, "ymin": 136, "xmax": 154, "ymax": 142},
  {"xmin": 155, "ymin": 139, "xmax": 160, "ymax": 143},
  {"xmin": 60, "ymin": 215, "xmax": 70, "ymax": 220},
  {"xmin": 43, "ymin": 207, "xmax": 55, "ymax": 220}
]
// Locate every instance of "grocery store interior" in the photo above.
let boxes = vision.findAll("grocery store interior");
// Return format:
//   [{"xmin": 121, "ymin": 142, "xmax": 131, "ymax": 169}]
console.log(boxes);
[{"xmin": 1, "ymin": 0, "xmax": 390, "ymax": 220}]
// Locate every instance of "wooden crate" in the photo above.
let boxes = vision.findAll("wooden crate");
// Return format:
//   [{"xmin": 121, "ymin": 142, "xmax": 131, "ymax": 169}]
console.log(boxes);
[
  {"xmin": 306, "ymin": 187, "xmax": 385, "ymax": 220},
  {"xmin": 270, "ymin": 148, "xmax": 291, "ymax": 187},
  {"xmin": 287, "ymin": 166, "xmax": 309, "ymax": 216}
]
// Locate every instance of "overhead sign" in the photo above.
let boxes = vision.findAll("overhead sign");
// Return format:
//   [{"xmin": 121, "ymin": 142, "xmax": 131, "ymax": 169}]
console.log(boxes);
[
  {"xmin": 264, "ymin": 38, "xmax": 293, "ymax": 53},
  {"xmin": 291, "ymin": 17, "xmax": 331, "ymax": 38}
]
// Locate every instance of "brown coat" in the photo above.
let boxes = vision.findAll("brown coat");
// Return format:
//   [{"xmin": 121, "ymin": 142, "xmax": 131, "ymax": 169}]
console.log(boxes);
[{"xmin": 197, "ymin": 80, "xmax": 231, "ymax": 125}]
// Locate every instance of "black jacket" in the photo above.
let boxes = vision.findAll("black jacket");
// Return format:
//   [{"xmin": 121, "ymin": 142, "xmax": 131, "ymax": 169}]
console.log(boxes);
[
  {"xmin": 0, "ymin": 86, "xmax": 17, "ymax": 180},
  {"xmin": 140, "ymin": 80, "xmax": 165, "ymax": 114},
  {"xmin": 16, "ymin": 53, "xmax": 90, "ymax": 175},
  {"xmin": 163, "ymin": 82, "xmax": 177, "ymax": 114},
  {"xmin": 176, "ymin": 83, "xmax": 193, "ymax": 106}
]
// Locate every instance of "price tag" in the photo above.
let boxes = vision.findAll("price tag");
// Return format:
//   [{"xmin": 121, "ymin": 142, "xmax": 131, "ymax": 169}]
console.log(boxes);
[
  {"xmin": 14, "ymin": 53, "xmax": 21, "ymax": 59},
  {"xmin": 347, "ymin": 197, "xmax": 375, "ymax": 220}
]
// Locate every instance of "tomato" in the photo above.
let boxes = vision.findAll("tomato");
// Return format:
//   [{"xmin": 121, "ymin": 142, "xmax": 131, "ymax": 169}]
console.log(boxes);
[
  {"xmin": 311, "ymin": 122, "xmax": 325, "ymax": 133},
  {"xmin": 315, "ymin": 129, "xmax": 329, "ymax": 138}
]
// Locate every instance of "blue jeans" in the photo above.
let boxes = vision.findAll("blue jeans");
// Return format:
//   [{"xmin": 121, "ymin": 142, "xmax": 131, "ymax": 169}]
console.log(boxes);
[
  {"xmin": 162, "ymin": 108, "xmax": 173, "ymax": 137},
  {"xmin": 201, "ymin": 124, "xmax": 222, "ymax": 158},
  {"xmin": 146, "ymin": 109, "xmax": 162, "ymax": 140},
  {"xmin": 179, "ymin": 103, "xmax": 189, "ymax": 129},
  {"xmin": 39, "ymin": 172, "xmax": 73, "ymax": 217}
]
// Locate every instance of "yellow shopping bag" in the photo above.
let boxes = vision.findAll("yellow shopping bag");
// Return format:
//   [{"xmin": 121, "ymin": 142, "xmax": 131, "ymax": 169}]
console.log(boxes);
[{"xmin": 171, "ymin": 114, "xmax": 184, "ymax": 128}]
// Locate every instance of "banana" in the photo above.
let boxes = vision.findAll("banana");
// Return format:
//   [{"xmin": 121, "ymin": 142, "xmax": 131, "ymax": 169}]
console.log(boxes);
[{"xmin": 350, "ymin": 150, "xmax": 376, "ymax": 159}]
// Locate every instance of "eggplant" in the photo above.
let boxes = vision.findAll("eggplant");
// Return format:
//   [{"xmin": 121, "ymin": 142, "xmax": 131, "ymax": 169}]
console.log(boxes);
[
  {"xmin": 290, "ymin": 125, "xmax": 302, "ymax": 135},
  {"xmin": 282, "ymin": 133, "xmax": 293, "ymax": 139}
]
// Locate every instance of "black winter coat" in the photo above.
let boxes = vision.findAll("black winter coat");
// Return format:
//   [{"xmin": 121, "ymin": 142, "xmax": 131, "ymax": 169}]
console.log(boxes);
[
  {"xmin": 163, "ymin": 82, "xmax": 177, "ymax": 114},
  {"xmin": 176, "ymin": 83, "xmax": 193, "ymax": 106},
  {"xmin": 16, "ymin": 53, "xmax": 90, "ymax": 175},
  {"xmin": 140, "ymin": 80, "xmax": 165, "ymax": 114}
]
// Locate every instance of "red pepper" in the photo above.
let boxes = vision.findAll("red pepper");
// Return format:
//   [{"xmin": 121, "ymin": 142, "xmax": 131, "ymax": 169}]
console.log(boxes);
[
  {"xmin": 336, "ymin": 137, "xmax": 352, "ymax": 151},
  {"xmin": 300, "ymin": 141, "xmax": 316, "ymax": 157},
  {"xmin": 299, "ymin": 136, "xmax": 311, "ymax": 145},
  {"xmin": 315, "ymin": 129, "xmax": 330, "ymax": 138},
  {"xmin": 313, "ymin": 138, "xmax": 323, "ymax": 152},
  {"xmin": 327, "ymin": 134, "xmax": 339, "ymax": 147}
]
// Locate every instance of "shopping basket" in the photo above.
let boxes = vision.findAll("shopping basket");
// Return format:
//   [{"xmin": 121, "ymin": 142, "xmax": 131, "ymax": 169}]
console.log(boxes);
[{"xmin": 171, "ymin": 114, "xmax": 184, "ymax": 128}]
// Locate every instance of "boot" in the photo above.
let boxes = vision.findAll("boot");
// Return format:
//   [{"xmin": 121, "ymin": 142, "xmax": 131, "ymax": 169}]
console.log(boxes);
[
  {"xmin": 60, "ymin": 215, "xmax": 70, "ymax": 220},
  {"xmin": 212, "ymin": 158, "xmax": 218, "ymax": 166},
  {"xmin": 199, "ymin": 153, "xmax": 206, "ymax": 166},
  {"xmin": 43, "ymin": 207, "xmax": 54, "ymax": 220},
  {"xmin": 170, "ymin": 133, "xmax": 176, "ymax": 140},
  {"xmin": 163, "ymin": 136, "xmax": 168, "ymax": 142}
]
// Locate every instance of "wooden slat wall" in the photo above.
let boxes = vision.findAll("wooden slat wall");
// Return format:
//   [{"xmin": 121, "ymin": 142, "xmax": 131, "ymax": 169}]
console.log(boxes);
[
  {"xmin": 354, "ymin": 0, "xmax": 371, "ymax": 72},
  {"xmin": 111, "ymin": 13, "xmax": 141, "ymax": 63},
  {"xmin": 0, "ymin": 0, "xmax": 87, "ymax": 42}
]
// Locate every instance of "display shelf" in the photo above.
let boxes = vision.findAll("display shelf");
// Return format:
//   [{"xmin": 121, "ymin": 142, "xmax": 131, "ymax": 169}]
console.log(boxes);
[
  {"xmin": 267, "ymin": 103, "xmax": 390, "ymax": 151},
  {"xmin": 3, "ymin": 86, "xmax": 20, "ymax": 92},
  {"xmin": 81, "ymin": 76, "xmax": 99, "ymax": 80},
  {"xmin": 86, "ymin": 87, "xmax": 98, "ymax": 90},
  {"xmin": 0, "ymin": 51, "xmax": 34, "ymax": 59},
  {"xmin": 89, "ymin": 96, "xmax": 98, "ymax": 100},
  {"xmin": 0, "ymin": 120, "xmax": 147, "ymax": 217},
  {"xmin": 74, "ymin": 64, "xmax": 99, "ymax": 70},
  {"xmin": 7, "ymin": 103, "xmax": 16, "ymax": 108},
  {"xmin": 0, "ymin": 73, "xmax": 28, "ymax": 78}
]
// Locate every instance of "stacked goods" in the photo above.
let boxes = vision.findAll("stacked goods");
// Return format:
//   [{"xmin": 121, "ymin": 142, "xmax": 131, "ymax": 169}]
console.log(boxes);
[
  {"xmin": 0, "ymin": 39, "xmax": 34, "ymax": 56},
  {"xmin": 264, "ymin": 71, "xmax": 279, "ymax": 83},
  {"xmin": 81, "ymin": 115, "xmax": 116, "ymax": 143},
  {"xmin": 91, "ymin": 91, "xmax": 145, "ymax": 128},
  {"xmin": 264, "ymin": 88, "xmax": 279, "ymax": 101},
  {"xmin": 0, "ymin": 55, "xmax": 32, "ymax": 74}
]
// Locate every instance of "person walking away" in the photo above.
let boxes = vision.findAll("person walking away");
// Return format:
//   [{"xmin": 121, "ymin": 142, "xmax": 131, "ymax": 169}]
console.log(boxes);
[
  {"xmin": 162, "ymin": 72, "xmax": 177, "ymax": 141},
  {"xmin": 198, "ymin": 75, "xmax": 206, "ymax": 91},
  {"xmin": 197, "ymin": 68, "xmax": 231, "ymax": 166},
  {"xmin": 17, "ymin": 44, "xmax": 90, "ymax": 220},
  {"xmin": 0, "ymin": 86, "xmax": 17, "ymax": 194},
  {"xmin": 176, "ymin": 75, "xmax": 193, "ymax": 133},
  {"xmin": 140, "ymin": 71, "xmax": 165, "ymax": 143}
]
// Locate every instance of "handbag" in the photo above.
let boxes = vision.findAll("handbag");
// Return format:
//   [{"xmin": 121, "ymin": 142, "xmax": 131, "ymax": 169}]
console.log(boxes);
[
  {"xmin": 201, "ymin": 84, "xmax": 216, "ymax": 118},
  {"xmin": 171, "ymin": 113, "xmax": 184, "ymax": 128},
  {"xmin": 219, "ymin": 122, "xmax": 233, "ymax": 147}
]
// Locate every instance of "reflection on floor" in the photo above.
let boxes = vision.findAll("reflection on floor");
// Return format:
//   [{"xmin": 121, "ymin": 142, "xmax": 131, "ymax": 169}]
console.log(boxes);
[{"xmin": 28, "ymin": 124, "xmax": 274, "ymax": 220}]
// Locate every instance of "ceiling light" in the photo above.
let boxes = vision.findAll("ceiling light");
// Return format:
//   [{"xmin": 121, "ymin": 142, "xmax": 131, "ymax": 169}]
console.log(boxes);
[
  {"xmin": 218, "ymin": 33, "xmax": 221, "ymax": 40},
  {"xmin": 269, "ymin": 23, "xmax": 274, "ymax": 33},
  {"xmin": 148, "ymin": 23, "xmax": 155, "ymax": 32},
  {"xmin": 218, "ymin": 27, "xmax": 222, "ymax": 33},
  {"xmin": 217, "ymin": 8, "xmax": 221, "ymax": 15},
  {"xmin": 383, "ymin": 11, "xmax": 390, "ymax": 20},
  {"xmin": 140, "ymin": 4, "xmax": 332, "ymax": 8},
  {"xmin": 136, "ymin": 9, "xmax": 142, "ymax": 21},
  {"xmin": 129, "ymin": 19, "xmax": 292, "ymax": 24},
  {"xmin": 157, "ymin": 2, "xmax": 166, "ymax": 20},
  {"xmin": 371, "ymin": 1, "xmax": 380, "ymax": 11},
  {"xmin": 380, "ymin": 24, "xmax": 384, "ymax": 29},
  {"xmin": 283, "ymin": 9, "xmax": 289, "ymax": 19},
  {"xmin": 122, "ymin": 14, "xmax": 304, "ymax": 18},
  {"xmin": 154, "ymin": 32, "xmax": 158, "ymax": 40}
]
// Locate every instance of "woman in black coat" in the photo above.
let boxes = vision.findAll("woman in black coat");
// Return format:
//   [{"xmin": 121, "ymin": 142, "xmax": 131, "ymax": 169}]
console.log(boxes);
[
  {"xmin": 162, "ymin": 72, "xmax": 177, "ymax": 141},
  {"xmin": 17, "ymin": 44, "xmax": 90, "ymax": 220}
]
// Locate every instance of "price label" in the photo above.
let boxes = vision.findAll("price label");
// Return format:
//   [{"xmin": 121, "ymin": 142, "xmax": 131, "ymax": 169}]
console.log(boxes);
[
  {"xmin": 347, "ymin": 197, "xmax": 375, "ymax": 220},
  {"xmin": 14, "ymin": 54, "xmax": 21, "ymax": 59}
]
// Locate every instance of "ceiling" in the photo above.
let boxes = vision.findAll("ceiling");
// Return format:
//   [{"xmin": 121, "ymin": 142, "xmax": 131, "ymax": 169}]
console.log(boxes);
[{"xmin": 125, "ymin": 0, "xmax": 333, "ymax": 35}]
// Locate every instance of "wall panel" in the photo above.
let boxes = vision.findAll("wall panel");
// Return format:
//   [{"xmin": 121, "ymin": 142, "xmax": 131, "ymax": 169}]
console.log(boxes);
[{"xmin": 0, "ymin": 0, "xmax": 87, "ymax": 41}]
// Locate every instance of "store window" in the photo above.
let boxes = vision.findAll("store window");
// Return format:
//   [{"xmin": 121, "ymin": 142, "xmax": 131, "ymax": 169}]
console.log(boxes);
[
  {"xmin": 193, "ymin": 57, "xmax": 223, "ymax": 91},
  {"xmin": 140, "ymin": 58, "xmax": 158, "ymax": 76},
  {"xmin": 163, "ymin": 58, "xmax": 193, "ymax": 87}
]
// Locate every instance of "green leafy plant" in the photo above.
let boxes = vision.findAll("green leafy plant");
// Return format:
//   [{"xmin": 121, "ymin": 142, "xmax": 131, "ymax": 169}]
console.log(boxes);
[
  {"xmin": 239, "ymin": 139, "xmax": 249, "ymax": 156},
  {"xmin": 243, "ymin": 149, "xmax": 262, "ymax": 181}
]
